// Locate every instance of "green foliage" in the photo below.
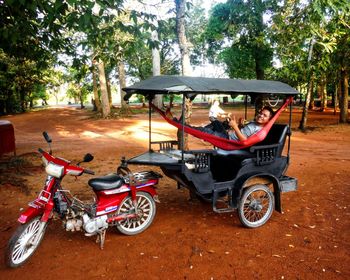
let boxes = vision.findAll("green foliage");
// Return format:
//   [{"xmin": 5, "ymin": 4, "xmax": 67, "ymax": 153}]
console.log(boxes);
[
  {"xmin": 271, "ymin": 0, "xmax": 350, "ymax": 88},
  {"xmin": 0, "ymin": 0, "xmax": 125, "ymax": 114},
  {"xmin": 1, "ymin": 0, "xmax": 348, "ymax": 119},
  {"xmin": 158, "ymin": 18, "xmax": 181, "ymax": 75},
  {"xmin": 64, "ymin": 63, "xmax": 91, "ymax": 107},
  {"xmin": 0, "ymin": 49, "xmax": 48, "ymax": 114},
  {"xmin": 205, "ymin": 0, "xmax": 274, "ymax": 79},
  {"xmin": 186, "ymin": 0, "xmax": 208, "ymax": 65}
]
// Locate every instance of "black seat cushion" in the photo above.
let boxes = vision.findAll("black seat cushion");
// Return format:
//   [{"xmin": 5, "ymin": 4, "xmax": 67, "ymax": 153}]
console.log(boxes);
[{"xmin": 88, "ymin": 173, "xmax": 125, "ymax": 191}]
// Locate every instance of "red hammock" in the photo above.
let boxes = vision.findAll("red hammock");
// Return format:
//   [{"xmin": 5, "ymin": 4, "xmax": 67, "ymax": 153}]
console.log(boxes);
[{"xmin": 151, "ymin": 97, "xmax": 293, "ymax": 150}]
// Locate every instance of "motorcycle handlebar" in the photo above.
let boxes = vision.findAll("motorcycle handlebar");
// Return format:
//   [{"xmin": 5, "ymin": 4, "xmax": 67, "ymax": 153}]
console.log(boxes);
[
  {"xmin": 38, "ymin": 147, "xmax": 94, "ymax": 175},
  {"xmin": 83, "ymin": 169, "xmax": 95, "ymax": 175}
]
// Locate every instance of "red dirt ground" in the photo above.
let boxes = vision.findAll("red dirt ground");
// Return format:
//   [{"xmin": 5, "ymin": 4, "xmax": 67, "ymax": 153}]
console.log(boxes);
[{"xmin": 0, "ymin": 105, "xmax": 349, "ymax": 279}]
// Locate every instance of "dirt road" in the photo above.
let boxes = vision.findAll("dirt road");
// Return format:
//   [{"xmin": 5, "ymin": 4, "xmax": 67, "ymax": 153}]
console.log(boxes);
[{"xmin": 0, "ymin": 106, "xmax": 349, "ymax": 279}]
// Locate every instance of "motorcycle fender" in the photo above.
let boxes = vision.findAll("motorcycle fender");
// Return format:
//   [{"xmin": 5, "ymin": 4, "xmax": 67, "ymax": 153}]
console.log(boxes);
[
  {"xmin": 18, "ymin": 201, "xmax": 54, "ymax": 224},
  {"xmin": 139, "ymin": 186, "xmax": 157, "ymax": 197},
  {"xmin": 18, "ymin": 207, "xmax": 44, "ymax": 224}
]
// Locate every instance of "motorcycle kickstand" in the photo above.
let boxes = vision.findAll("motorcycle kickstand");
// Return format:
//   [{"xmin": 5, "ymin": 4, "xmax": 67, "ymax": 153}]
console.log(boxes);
[{"xmin": 96, "ymin": 229, "xmax": 106, "ymax": 249}]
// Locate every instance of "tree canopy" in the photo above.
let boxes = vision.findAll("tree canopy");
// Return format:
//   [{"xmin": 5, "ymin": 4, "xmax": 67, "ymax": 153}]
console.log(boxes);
[{"xmin": 0, "ymin": 0, "xmax": 348, "ymax": 125}]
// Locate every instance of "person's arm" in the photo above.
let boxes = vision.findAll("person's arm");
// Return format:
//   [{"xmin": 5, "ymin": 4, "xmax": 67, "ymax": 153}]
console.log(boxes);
[{"xmin": 228, "ymin": 116, "xmax": 247, "ymax": 141}]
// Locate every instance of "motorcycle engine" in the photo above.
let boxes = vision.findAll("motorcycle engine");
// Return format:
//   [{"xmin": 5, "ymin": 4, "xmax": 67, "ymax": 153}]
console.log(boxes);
[
  {"xmin": 82, "ymin": 214, "xmax": 108, "ymax": 234},
  {"xmin": 53, "ymin": 192, "xmax": 68, "ymax": 217},
  {"xmin": 65, "ymin": 218, "xmax": 83, "ymax": 231}
]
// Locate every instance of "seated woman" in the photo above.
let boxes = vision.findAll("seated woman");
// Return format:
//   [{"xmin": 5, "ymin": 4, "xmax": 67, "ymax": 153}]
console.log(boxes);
[{"xmin": 196, "ymin": 106, "xmax": 275, "ymax": 141}]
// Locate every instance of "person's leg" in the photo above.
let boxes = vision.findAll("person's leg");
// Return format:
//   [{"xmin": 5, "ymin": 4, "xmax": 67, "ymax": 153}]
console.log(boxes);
[
  {"xmin": 191, "ymin": 121, "xmax": 229, "ymax": 139},
  {"xmin": 194, "ymin": 125, "xmax": 228, "ymax": 138},
  {"xmin": 210, "ymin": 120, "xmax": 227, "ymax": 134}
]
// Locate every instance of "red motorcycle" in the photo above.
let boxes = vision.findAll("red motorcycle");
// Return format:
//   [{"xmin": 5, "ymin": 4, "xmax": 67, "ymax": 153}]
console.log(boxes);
[{"xmin": 5, "ymin": 132, "xmax": 161, "ymax": 268}]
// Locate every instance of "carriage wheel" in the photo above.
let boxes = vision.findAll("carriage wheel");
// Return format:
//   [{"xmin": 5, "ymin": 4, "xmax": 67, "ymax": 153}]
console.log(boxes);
[
  {"xmin": 238, "ymin": 184, "xmax": 274, "ymax": 228},
  {"xmin": 267, "ymin": 95, "xmax": 280, "ymax": 107}
]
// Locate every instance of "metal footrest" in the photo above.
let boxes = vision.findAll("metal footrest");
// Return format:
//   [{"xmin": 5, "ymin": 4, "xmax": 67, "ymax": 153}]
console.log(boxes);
[
  {"xmin": 212, "ymin": 185, "xmax": 236, "ymax": 213},
  {"xmin": 213, "ymin": 205, "xmax": 236, "ymax": 213}
]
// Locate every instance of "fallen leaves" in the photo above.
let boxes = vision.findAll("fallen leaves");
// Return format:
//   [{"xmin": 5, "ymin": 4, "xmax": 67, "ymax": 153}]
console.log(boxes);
[{"xmin": 309, "ymin": 225, "xmax": 316, "ymax": 229}]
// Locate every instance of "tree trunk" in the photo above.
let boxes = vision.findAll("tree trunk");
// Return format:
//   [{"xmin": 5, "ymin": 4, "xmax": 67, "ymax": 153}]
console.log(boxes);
[
  {"xmin": 169, "ymin": 95, "xmax": 174, "ymax": 108},
  {"xmin": 20, "ymin": 90, "xmax": 26, "ymax": 112},
  {"xmin": 152, "ymin": 31, "xmax": 161, "ymax": 76},
  {"xmin": 320, "ymin": 76, "xmax": 327, "ymax": 111},
  {"xmin": 175, "ymin": 0, "xmax": 192, "ymax": 76},
  {"xmin": 0, "ymin": 100, "xmax": 5, "ymax": 115},
  {"xmin": 321, "ymin": 85, "xmax": 327, "ymax": 111},
  {"xmin": 107, "ymin": 79, "xmax": 112, "ymax": 106},
  {"xmin": 118, "ymin": 60, "xmax": 130, "ymax": 115},
  {"xmin": 97, "ymin": 59, "xmax": 110, "ymax": 118},
  {"xmin": 309, "ymin": 86, "xmax": 315, "ymax": 110},
  {"xmin": 177, "ymin": 97, "xmax": 192, "ymax": 150},
  {"xmin": 255, "ymin": 59, "xmax": 264, "ymax": 80},
  {"xmin": 79, "ymin": 88, "xmax": 84, "ymax": 109},
  {"xmin": 175, "ymin": 0, "xmax": 192, "ymax": 150},
  {"xmin": 299, "ymin": 73, "xmax": 314, "ymax": 130},
  {"xmin": 152, "ymin": 29, "xmax": 163, "ymax": 109},
  {"xmin": 92, "ymin": 59, "xmax": 102, "ymax": 112},
  {"xmin": 333, "ymin": 85, "xmax": 338, "ymax": 115},
  {"xmin": 339, "ymin": 69, "xmax": 349, "ymax": 123},
  {"xmin": 299, "ymin": 38, "xmax": 316, "ymax": 130}
]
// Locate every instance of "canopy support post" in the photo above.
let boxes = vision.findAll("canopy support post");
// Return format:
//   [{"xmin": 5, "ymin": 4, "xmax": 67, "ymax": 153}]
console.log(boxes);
[
  {"xmin": 181, "ymin": 94, "xmax": 185, "ymax": 162},
  {"xmin": 149, "ymin": 97, "xmax": 152, "ymax": 151},
  {"xmin": 287, "ymin": 98, "xmax": 293, "ymax": 163},
  {"xmin": 244, "ymin": 95, "xmax": 248, "ymax": 119}
]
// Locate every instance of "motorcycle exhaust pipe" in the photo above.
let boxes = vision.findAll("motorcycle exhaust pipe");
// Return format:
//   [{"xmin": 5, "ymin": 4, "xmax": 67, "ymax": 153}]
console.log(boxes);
[{"xmin": 107, "ymin": 213, "xmax": 138, "ymax": 223}]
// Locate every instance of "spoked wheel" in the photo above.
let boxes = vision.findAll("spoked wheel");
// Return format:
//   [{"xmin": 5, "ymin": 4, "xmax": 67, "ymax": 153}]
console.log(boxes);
[
  {"xmin": 6, "ymin": 217, "xmax": 47, "ymax": 268},
  {"xmin": 238, "ymin": 184, "xmax": 274, "ymax": 228},
  {"xmin": 115, "ymin": 191, "xmax": 156, "ymax": 235}
]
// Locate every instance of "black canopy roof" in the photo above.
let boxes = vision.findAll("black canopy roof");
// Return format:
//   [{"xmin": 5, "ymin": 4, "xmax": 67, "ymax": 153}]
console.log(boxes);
[{"xmin": 123, "ymin": 75, "xmax": 299, "ymax": 99}]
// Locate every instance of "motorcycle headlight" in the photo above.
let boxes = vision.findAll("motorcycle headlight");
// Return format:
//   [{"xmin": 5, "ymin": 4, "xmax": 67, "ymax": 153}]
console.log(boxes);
[{"xmin": 45, "ymin": 162, "xmax": 64, "ymax": 178}]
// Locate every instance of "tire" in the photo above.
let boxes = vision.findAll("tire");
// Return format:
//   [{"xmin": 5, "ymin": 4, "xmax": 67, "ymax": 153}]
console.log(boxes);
[
  {"xmin": 267, "ymin": 95, "xmax": 280, "ymax": 108},
  {"xmin": 238, "ymin": 184, "xmax": 274, "ymax": 228},
  {"xmin": 5, "ymin": 217, "xmax": 47, "ymax": 268},
  {"xmin": 115, "ymin": 192, "xmax": 156, "ymax": 235}
]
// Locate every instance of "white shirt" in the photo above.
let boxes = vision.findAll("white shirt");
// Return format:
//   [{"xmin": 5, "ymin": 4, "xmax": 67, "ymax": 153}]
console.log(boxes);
[{"xmin": 209, "ymin": 105, "xmax": 225, "ymax": 119}]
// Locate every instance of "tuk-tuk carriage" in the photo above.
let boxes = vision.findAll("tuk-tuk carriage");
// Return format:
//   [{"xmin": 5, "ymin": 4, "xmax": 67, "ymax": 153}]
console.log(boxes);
[{"xmin": 121, "ymin": 75, "xmax": 298, "ymax": 228}]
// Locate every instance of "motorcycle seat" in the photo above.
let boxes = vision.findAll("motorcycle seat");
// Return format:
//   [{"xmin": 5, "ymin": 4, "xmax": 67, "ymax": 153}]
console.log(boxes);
[{"xmin": 88, "ymin": 173, "xmax": 125, "ymax": 191}]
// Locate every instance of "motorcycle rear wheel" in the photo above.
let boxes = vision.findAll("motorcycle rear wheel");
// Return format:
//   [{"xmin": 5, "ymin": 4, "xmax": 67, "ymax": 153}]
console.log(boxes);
[
  {"xmin": 5, "ymin": 217, "xmax": 47, "ymax": 268},
  {"xmin": 115, "ymin": 192, "xmax": 156, "ymax": 235}
]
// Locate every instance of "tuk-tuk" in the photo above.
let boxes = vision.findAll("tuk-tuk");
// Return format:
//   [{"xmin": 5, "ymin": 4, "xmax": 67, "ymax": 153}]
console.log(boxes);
[{"xmin": 121, "ymin": 75, "xmax": 298, "ymax": 228}]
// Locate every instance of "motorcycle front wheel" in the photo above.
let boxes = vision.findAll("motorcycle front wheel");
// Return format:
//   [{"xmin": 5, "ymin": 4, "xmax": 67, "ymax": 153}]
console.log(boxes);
[
  {"xmin": 115, "ymin": 191, "xmax": 156, "ymax": 235},
  {"xmin": 5, "ymin": 216, "xmax": 47, "ymax": 268}
]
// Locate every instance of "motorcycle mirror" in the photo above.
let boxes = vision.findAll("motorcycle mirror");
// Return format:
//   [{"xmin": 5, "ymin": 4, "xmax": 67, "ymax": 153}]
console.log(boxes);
[
  {"xmin": 83, "ymin": 153, "xmax": 94, "ymax": 163},
  {"xmin": 43, "ymin": 131, "xmax": 52, "ymax": 143}
]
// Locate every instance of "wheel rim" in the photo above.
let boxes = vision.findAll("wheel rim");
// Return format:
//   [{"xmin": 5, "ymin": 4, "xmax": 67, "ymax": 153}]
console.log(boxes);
[
  {"xmin": 267, "ymin": 95, "xmax": 280, "ymax": 107},
  {"xmin": 11, "ymin": 219, "xmax": 42, "ymax": 265},
  {"xmin": 118, "ymin": 194, "xmax": 154, "ymax": 233},
  {"xmin": 241, "ymin": 188, "xmax": 273, "ymax": 226}
]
